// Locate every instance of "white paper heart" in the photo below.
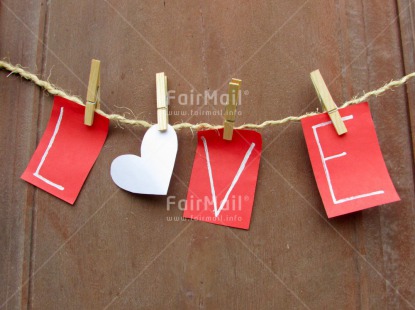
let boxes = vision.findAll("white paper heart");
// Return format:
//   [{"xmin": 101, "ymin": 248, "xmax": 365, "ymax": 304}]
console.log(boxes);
[{"xmin": 110, "ymin": 124, "xmax": 178, "ymax": 195}]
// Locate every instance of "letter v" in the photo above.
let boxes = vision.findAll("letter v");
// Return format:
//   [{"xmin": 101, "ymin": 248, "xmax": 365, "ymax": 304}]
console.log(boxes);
[{"xmin": 201, "ymin": 136, "xmax": 255, "ymax": 217}]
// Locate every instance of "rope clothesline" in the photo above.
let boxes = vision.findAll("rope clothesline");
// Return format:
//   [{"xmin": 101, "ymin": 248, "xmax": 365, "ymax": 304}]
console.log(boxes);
[{"xmin": 1, "ymin": 60, "xmax": 414, "ymax": 130}]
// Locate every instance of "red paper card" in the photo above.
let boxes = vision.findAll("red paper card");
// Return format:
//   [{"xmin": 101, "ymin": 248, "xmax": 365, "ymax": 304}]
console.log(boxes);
[
  {"xmin": 301, "ymin": 102, "xmax": 399, "ymax": 218},
  {"xmin": 183, "ymin": 129, "xmax": 262, "ymax": 229},
  {"xmin": 21, "ymin": 96, "xmax": 109, "ymax": 204}
]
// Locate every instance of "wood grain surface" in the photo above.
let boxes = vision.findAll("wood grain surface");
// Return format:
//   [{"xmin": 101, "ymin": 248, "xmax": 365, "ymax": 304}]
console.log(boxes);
[{"xmin": 1, "ymin": 0, "xmax": 414, "ymax": 309}]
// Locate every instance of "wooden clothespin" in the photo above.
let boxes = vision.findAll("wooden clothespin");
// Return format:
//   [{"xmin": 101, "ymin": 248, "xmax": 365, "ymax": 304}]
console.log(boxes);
[
  {"xmin": 223, "ymin": 78, "xmax": 242, "ymax": 140},
  {"xmin": 84, "ymin": 59, "xmax": 101, "ymax": 126},
  {"xmin": 156, "ymin": 72, "xmax": 168, "ymax": 131},
  {"xmin": 310, "ymin": 70, "xmax": 347, "ymax": 135}
]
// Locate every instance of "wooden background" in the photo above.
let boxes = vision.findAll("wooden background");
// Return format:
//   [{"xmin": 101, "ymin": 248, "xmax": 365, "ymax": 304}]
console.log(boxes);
[{"xmin": 1, "ymin": 0, "xmax": 415, "ymax": 309}]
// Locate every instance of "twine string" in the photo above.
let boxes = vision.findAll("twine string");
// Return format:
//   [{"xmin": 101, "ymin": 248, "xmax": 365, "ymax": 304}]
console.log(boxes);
[{"xmin": 1, "ymin": 60, "xmax": 414, "ymax": 130}]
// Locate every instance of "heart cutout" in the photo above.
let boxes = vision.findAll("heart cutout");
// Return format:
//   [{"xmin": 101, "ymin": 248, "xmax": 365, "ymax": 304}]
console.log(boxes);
[{"xmin": 110, "ymin": 124, "xmax": 178, "ymax": 195}]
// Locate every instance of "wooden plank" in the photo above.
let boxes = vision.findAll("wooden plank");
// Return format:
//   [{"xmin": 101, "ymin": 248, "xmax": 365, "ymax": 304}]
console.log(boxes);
[
  {"xmin": 0, "ymin": 0, "xmax": 46, "ymax": 309},
  {"xmin": 336, "ymin": 0, "xmax": 415, "ymax": 308},
  {"xmin": 397, "ymin": 0, "xmax": 415, "ymax": 160}
]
